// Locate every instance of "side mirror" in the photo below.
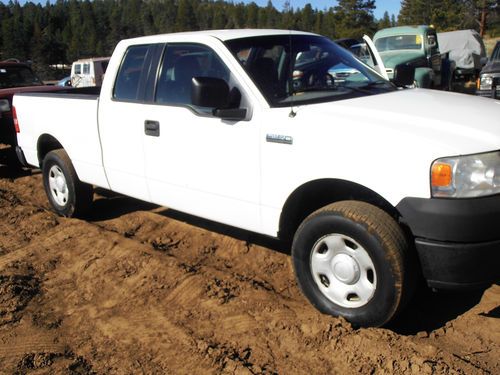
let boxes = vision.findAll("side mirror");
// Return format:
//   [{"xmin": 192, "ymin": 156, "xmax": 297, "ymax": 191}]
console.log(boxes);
[
  {"xmin": 480, "ymin": 56, "xmax": 488, "ymax": 67},
  {"xmin": 191, "ymin": 77, "xmax": 246, "ymax": 121},
  {"xmin": 392, "ymin": 64, "xmax": 415, "ymax": 87},
  {"xmin": 427, "ymin": 35, "xmax": 437, "ymax": 49}
]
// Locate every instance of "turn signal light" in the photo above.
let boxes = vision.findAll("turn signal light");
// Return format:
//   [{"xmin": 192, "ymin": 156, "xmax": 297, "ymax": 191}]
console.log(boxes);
[{"xmin": 431, "ymin": 162, "xmax": 452, "ymax": 187}]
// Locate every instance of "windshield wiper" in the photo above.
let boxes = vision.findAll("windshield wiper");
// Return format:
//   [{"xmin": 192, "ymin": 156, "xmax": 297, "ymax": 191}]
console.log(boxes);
[
  {"xmin": 293, "ymin": 86, "xmax": 339, "ymax": 94},
  {"xmin": 358, "ymin": 80, "xmax": 393, "ymax": 90}
]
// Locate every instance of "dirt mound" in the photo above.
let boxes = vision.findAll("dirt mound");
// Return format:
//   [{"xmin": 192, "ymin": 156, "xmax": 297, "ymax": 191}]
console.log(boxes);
[{"xmin": 0, "ymin": 144, "xmax": 498, "ymax": 374}]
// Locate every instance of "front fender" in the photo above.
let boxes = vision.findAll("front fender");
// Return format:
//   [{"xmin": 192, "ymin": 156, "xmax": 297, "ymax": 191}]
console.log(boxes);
[{"xmin": 414, "ymin": 68, "xmax": 434, "ymax": 88}]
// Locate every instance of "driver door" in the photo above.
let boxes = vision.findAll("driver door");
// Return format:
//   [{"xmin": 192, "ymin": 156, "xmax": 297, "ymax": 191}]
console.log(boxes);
[{"xmin": 143, "ymin": 43, "xmax": 261, "ymax": 232}]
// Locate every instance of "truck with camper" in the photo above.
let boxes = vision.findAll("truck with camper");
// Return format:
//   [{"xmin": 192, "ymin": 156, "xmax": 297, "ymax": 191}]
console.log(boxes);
[{"xmin": 70, "ymin": 57, "xmax": 110, "ymax": 88}]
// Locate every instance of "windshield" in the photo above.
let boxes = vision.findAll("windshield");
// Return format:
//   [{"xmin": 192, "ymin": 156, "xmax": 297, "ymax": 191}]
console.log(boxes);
[
  {"xmin": 492, "ymin": 42, "xmax": 500, "ymax": 61},
  {"xmin": 0, "ymin": 65, "xmax": 43, "ymax": 89},
  {"xmin": 374, "ymin": 35, "xmax": 423, "ymax": 52},
  {"xmin": 225, "ymin": 35, "xmax": 394, "ymax": 107}
]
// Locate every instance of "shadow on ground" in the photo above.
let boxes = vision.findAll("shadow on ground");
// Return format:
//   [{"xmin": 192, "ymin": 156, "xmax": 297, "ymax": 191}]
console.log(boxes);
[
  {"xmin": 388, "ymin": 286, "xmax": 486, "ymax": 335},
  {"xmin": 88, "ymin": 193, "xmax": 289, "ymax": 254},
  {"xmin": 0, "ymin": 145, "xmax": 31, "ymax": 179}
]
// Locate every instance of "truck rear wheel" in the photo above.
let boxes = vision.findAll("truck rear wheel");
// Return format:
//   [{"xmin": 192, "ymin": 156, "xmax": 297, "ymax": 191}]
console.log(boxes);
[
  {"xmin": 42, "ymin": 149, "xmax": 93, "ymax": 218},
  {"xmin": 292, "ymin": 201, "xmax": 413, "ymax": 327}
]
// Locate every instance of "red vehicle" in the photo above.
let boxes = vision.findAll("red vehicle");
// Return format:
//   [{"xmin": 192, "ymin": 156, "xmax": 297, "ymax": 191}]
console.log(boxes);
[{"xmin": 0, "ymin": 61, "xmax": 66, "ymax": 146}]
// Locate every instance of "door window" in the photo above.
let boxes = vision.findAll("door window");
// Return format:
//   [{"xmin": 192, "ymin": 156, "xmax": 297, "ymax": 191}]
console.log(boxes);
[
  {"xmin": 155, "ymin": 44, "xmax": 230, "ymax": 108},
  {"xmin": 74, "ymin": 64, "xmax": 81, "ymax": 74}
]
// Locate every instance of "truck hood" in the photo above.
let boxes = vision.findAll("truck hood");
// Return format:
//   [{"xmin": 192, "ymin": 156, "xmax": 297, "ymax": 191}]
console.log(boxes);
[
  {"xmin": 481, "ymin": 61, "xmax": 500, "ymax": 75},
  {"xmin": 297, "ymin": 88, "xmax": 500, "ymax": 157},
  {"xmin": 379, "ymin": 50, "xmax": 425, "ymax": 69}
]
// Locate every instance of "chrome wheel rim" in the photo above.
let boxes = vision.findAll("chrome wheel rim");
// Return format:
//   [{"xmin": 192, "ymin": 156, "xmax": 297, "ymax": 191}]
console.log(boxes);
[
  {"xmin": 310, "ymin": 234, "xmax": 377, "ymax": 308},
  {"xmin": 48, "ymin": 165, "xmax": 69, "ymax": 206}
]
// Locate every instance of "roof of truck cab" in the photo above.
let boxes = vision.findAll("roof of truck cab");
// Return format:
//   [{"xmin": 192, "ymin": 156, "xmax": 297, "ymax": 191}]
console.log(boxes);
[
  {"xmin": 374, "ymin": 25, "xmax": 434, "ymax": 39},
  {"xmin": 124, "ymin": 29, "xmax": 317, "ymax": 44}
]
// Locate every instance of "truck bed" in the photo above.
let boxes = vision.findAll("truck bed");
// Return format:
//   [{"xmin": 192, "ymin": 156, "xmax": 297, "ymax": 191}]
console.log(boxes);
[{"xmin": 14, "ymin": 88, "xmax": 109, "ymax": 189}]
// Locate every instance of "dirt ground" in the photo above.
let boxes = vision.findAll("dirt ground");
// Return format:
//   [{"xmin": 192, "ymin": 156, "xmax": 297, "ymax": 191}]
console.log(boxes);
[{"xmin": 0, "ymin": 144, "xmax": 498, "ymax": 374}]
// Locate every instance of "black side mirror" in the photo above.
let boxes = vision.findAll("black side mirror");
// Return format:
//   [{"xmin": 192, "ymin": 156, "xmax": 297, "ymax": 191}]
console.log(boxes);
[
  {"xmin": 191, "ymin": 77, "xmax": 246, "ymax": 121},
  {"xmin": 392, "ymin": 64, "xmax": 415, "ymax": 87}
]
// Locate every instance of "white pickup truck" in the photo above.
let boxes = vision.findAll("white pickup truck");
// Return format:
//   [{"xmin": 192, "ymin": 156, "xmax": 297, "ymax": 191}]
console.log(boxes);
[{"xmin": 13, "ymin": 30, "xmax": 500, "ymax": 327}]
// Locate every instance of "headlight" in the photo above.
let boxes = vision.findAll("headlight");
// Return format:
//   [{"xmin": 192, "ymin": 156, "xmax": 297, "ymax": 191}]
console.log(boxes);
[
  {"xmin": 0, "ymin": 99, "xmax": 10, "ymax": 112},
  {"xmin": 431, "ymin": 151, "xmax": 500, "ymax": 198},
  {"xmin": 479, "ymin": 75, "xmax": 493, "ymax": 90}
]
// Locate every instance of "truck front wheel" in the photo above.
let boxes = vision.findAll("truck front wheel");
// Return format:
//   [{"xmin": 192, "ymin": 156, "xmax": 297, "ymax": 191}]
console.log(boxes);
[
  {"xmin": 292, "ymin": 201, "xmax": 413, "ymax": 327},
  {"xmin": 42, "ymin": 149, "xmax": 93, "ymax": 218}
]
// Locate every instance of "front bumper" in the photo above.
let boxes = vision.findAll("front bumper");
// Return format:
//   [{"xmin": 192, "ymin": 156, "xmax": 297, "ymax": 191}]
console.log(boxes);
[
  {"xmin": 397, "ymin": 196, "xmax": 500, "ymax": 290},
  {"xmin": 476, "ymin": 88, "xmax": 499, "ymax": 99}
]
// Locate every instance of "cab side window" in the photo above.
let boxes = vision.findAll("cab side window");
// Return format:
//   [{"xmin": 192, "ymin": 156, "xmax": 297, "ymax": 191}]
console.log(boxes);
[
  {"xmin": 114, "ymin": 45, "xmax": 149, "ymax": 101},
  {"xmin": 155, "ymin": 44, "xmax": 230, "ymax": 107}
]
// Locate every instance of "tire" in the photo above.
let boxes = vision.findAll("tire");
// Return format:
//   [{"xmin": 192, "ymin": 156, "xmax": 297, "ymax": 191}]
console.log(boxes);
[
  {"xmin": 292, "ymin": 201, "xmax": 414, "ymax": 327},
  {"xmin": 42, "ymin": 149, "xmax": 93, "ymax": 218}
]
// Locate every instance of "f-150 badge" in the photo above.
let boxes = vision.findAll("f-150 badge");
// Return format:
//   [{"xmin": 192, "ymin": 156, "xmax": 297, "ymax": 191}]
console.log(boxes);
[{"xmin": 266, "ymin": 134, "xmax": 293, "ymax": 145}]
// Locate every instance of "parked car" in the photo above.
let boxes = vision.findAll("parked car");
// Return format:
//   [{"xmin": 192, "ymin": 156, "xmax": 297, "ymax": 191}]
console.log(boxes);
[
  {"xmin": 476, "ymin": 40, "xmax": 500, "ymax": 99},
  {"xmin": 0, "ymin": 61, "xmax": 66, "ymax": 146},
  {"xmin": 373, "ymin": 25, "xmax": 453, "ymax": 89},
  {"xmin": 57, "ymin": 76, "xmax": 72, "ymax": 87},
  {"xmin": 13, "ymin": 30, "xmax": 500, "ymax": 327},
  {"xmin": 70, "ymin": 57, "xmax": 110, "ymax": 88}
]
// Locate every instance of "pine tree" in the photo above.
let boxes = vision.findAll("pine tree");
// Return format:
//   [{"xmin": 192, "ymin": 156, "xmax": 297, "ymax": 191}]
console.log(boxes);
[
  {"xmin": 245, "ymin": 2, "xmax": 259, "ymax": 28},
  {"xmin": 378, "ymin": 10, "xmax": 391, "ymax": 29},
  {"xmin": 298, "ymin": 3, "xmax": 315, "ymax": 31},
  {"xmin": 334, "ymin": 0, "xmax": 376, "ymax": 38},
  {"xmin": 175, "ymin": 0, "xmax": 197, "ymax": 32}
]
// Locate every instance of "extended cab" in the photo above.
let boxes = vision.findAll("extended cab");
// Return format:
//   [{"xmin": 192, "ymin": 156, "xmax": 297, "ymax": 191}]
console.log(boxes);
[{"xmin": 13, "ymin": 30, "xmax": 500, "ymax": 327}]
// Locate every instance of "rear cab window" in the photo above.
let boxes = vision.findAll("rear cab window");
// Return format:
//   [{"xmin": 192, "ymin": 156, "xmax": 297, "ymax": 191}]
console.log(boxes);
[{"xmin": 113, "ymin": 45, "xmax": 150, "ymax": 101}]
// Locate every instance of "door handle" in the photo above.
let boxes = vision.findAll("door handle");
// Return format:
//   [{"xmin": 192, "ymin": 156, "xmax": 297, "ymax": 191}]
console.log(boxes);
[{"xmin": 144, "ymin": 120, "xmax": 160, "ymax": 137}]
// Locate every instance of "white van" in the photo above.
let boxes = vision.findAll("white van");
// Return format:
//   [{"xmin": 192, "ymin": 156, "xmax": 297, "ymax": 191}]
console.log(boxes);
[{"xmin": 70, "ymin": 57, "xmax": 110, "ymax": 88}]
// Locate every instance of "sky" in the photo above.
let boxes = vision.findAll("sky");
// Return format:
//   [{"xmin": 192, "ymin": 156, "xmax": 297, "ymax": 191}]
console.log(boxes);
[{"xmin": 250, "ymin": 0, "xmax": 401, "ymax": 19}]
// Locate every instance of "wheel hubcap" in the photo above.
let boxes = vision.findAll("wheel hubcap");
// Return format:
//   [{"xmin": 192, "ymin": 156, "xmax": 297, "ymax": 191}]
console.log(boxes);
[
  {"xmin": 331, "ymin": 253, "xmax": 360, "ymax": 284},
  {"xmin": 310, "ymin": 234, "xmax": 377, "ymax": 308},
  {"xmin": 48, "ymin": 165, "xmax": 69, "ymax": 206}
]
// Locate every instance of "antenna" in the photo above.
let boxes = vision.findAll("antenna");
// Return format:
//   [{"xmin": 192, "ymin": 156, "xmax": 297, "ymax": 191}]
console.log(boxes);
[{"xmin": 288, "ymin": 29, "xmax": 296, "ymax": 118}]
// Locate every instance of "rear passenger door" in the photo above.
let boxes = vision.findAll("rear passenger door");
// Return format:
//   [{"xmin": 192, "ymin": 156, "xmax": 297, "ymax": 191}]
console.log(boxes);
[{"xmin": 98, "ymin": 44, "xmax": 163, "ymax": 202}]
